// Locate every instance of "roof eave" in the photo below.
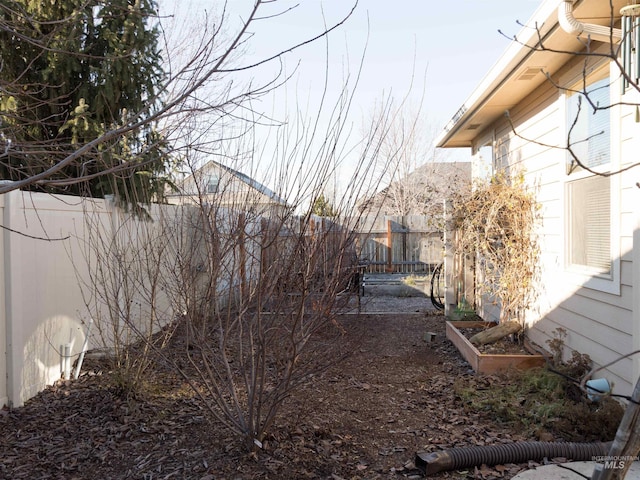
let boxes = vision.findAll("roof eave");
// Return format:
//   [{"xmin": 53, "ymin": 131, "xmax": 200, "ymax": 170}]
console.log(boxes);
[{"xmin": 436, "ymin": 0, "xmax": 565, "ymax": 149}]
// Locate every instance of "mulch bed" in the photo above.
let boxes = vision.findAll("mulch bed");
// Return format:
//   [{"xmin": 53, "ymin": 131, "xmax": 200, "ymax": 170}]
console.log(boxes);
[{"xmin": 0, "ymin": 297, "xmax": 596, "ymax": 479}]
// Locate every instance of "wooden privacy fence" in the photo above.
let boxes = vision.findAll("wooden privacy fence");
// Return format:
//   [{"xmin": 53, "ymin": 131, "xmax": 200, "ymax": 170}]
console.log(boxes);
[
  {"xmin": 258, "ymin": 215, "xmax": 357, "ymax": 294},
  {"xmin": 355, "ymin": 215, "xmax": 443, "ymax": 275}
]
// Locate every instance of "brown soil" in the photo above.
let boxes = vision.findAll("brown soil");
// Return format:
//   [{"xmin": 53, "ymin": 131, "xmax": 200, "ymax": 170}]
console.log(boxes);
[{"xmin": 0, "ymin": 297, "xmax": 618, "ymax": 480}]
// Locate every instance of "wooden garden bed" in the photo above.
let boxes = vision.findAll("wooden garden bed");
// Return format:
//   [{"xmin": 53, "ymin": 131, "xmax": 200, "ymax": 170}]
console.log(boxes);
[{"xmin": 446, "ymin": 321, "xmax": 545, "ymax": 374}]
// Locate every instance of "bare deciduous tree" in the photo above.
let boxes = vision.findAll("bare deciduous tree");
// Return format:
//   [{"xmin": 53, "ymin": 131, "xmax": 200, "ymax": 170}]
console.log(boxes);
[
  {"xmin": 55, "ymin": 0, "xmax": 412, "ymax": 453},
  {"xmin": 155, "ymin": 81, "xmax": 396, "ymax": 449},
  {"xmin": 359, "ymin": 103, "xmax": 470, "ymax": 227},
  {"xmin": 78, "ymin": 91, "xmax": 397, "ymax": 451}
]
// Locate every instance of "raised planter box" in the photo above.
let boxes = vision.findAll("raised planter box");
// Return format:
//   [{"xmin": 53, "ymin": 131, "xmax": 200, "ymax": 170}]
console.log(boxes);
[{"xmin": 446, "ymin": 321, "xmax": 545, "ymax": 374}]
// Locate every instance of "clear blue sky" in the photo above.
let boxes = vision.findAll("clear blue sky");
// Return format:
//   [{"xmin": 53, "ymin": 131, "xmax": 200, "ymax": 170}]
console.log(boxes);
[
  {"xmin": 159, "ymin": 1, "xmax": 542, "ymax": 188},
  {"xmin": 161, "ymin": 0, "xmax": 540, "ymax": 130}
]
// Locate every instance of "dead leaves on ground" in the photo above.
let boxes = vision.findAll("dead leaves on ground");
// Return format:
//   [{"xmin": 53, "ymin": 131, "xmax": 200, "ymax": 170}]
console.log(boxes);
[{"xmin": 0, "ymin": 308, "xmax": 554, "ymax": 479}]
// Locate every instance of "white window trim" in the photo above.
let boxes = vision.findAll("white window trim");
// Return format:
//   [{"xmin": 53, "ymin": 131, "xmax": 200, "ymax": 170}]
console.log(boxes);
[
  {"xmin": 559, "ymin": 63, "xmax": 621, "ymax": 296},
  {"xmin": 205, "ymin": 173, "xmax": 219, "ymax": 194},
  {"xmin": 472, "ymin": 130, "xmax": 496, "ymax": 182}
]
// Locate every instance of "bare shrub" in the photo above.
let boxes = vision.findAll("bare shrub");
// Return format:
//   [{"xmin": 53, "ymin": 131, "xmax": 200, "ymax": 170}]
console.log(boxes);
[
  {"xmin": 64, "ymin": 0, "xmax": 404, "ymax": 451},
  {"xmin": 166, "ymin": 207, "xmax": 358, "ymax": 450},
  {"xmin": 453, "ymin": 173, "xmax": 540, "ymax": 325},
  {"xmin": 158, "ymin": 101, "xmax": 393, "ymax": 449},
  {"xmin": 75, "ymin": 196, "xmax": 182, "ymax": 398}
]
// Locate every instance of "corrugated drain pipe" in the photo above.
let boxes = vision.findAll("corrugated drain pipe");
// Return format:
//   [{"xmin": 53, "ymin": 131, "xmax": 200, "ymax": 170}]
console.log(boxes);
[{"xmin": 415, "ymin": 441, "xmax": 612, "ymax": 476}]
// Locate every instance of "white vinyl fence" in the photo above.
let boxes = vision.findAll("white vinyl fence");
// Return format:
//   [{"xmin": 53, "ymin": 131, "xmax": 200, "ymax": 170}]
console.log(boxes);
[
  {"xmin": 0, "ymin": 191, "xmax": 194, "ymax": 407},
  {"xmin": 1, "ymin": 190, "xmax": 359, "ymax": 408}
]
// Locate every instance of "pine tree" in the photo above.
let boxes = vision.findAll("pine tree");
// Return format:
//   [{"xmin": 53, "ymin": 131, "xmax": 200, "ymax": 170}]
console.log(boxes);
[
  {"xmin": 0, "ymin": 0, "xmax": 172, "ymax": 203},
  {"xmin": 311, "ymin": 193, "xmax": 338, "ymax": 217}
]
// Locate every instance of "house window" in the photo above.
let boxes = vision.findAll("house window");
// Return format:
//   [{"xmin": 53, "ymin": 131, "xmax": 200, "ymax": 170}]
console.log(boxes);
[
  {"xmin": 565, "ymin": 76, "xmax": 610, "ymax": 173},
  {"xmin": 566, "ymin": 175, "xmax": 611, "ymax": 274},
  {"xmin": 565, "ymin": 73, "xmax": 612, "ymax": 277},
  {"xmin": 474, "ymin": 141, "xmax": 494, "ymax": 181},
  {"xmin": 206, "ymin": 174, "xmax": 219, "ymax": 193}
]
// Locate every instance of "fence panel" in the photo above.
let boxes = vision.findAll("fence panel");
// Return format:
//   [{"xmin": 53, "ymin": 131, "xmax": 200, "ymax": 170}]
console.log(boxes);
[
  {"xmin": 1, "ymin": 192, "xmax": 188, "ymax": 407},
  {"xmin": 2, "ymin": 192, "xmax": 106, "ymax": 406},
  {"xmin": 355, "ymin": 215, "xmax": 442, "ymax": 274}
]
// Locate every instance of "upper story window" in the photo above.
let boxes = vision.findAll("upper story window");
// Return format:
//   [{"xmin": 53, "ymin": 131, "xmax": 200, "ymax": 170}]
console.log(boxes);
[{"xmin": 206, "ymin": 174, "xmax": 219, "ymax": 194}]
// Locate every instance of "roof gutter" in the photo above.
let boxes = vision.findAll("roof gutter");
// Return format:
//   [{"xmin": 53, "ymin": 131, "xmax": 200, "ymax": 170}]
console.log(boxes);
[
  {"xmin": 436, "ymin": 0, "xmax": 625, "ymax": 149},
  {"xmin": 435, "ymin": 1, "xmax": 560, "ymax": 149},
  {"xmin": 558, "ymin": 0, "xmax": 621, "ymax": 42}
]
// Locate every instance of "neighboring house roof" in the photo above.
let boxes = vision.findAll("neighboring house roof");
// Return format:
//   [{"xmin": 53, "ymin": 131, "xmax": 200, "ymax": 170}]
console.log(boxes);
[
  {"xmin": 359, "ymin": 161, "xmax": 471, "ymax": 214},
  {"xmin": 437, "ymin": 0, "xmax": 626, "ymax": 148},
  {"xmin": 174, "ymin": 160, "xmax": 287, "ymax": 206},
  {"xmin": 212, "ymin": 161, "xmax": 288, "ymax": 206}
]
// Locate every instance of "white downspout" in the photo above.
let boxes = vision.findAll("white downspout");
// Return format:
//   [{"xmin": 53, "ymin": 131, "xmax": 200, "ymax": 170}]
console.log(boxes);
[{"xmin": 558, "ymin": 1, "xmax": 622, "ymax": 43}]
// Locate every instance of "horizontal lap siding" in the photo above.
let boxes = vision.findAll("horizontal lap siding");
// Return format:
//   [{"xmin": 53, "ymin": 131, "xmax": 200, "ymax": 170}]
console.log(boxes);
[
  {"xmin": 487, "ymin": 74, "xmax": 635, "ymax": 395},
  {"xmin": 617, "ymin": 99, "xmax": 638, "ymax": 394},
  {"xmin": 531, "ymin": 308, "xmax": 632, "ymax": 389},
  {"xmin": 620, "ymin": 114, "xmax": 637, "ymax": 291}
]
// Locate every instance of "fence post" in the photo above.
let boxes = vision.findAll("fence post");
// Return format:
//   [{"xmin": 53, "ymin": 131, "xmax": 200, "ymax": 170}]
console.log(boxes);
[
  {"xmin": 386, "ymin": 219, "xmax": 392, "ymax": 273},
  {"xmin": 238, "ymin": 213, "xmax": 247, "ymax": 299},
  {"xmin": 321, "ymin": 217, "xmax": 327, "ymax": 278},
  {"xmin": 401, "ymin": 217, "xmax": 407, "ymax": 271},
  {"xmin": 2, "ymin": 190, "xmax": 16, "ymax": 407},
  {"xmin": 260, "ymin": 218, "xmax": 268, "ymax": 280},
  {"xmin": 443, "ymin": 200, "xmax": 455, "ymax": 318},
  {"xmin": 0, "ymin": 193, "xmax": 5, "ymax": 407}
]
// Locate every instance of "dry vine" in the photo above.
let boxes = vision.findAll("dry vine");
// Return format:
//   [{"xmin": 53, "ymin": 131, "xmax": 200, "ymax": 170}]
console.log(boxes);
[{"xmin": 453, "ymin": 173, "xmax": 540, "ymax": 325}]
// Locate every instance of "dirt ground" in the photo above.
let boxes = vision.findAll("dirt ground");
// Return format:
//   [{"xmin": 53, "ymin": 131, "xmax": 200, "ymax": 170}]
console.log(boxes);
[{"xmin": 0, "ymin": 296, "xmax": 612, "ymax": 479}]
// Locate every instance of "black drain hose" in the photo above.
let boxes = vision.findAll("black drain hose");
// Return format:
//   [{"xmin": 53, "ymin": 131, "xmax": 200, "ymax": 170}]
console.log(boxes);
[
  {"xmin": 415, "ymin": 441, "xmax": 612, "ymax": 476},
  {"xmin": 430, "ymin": 262, "xmax": 444, "ymax": 310}
]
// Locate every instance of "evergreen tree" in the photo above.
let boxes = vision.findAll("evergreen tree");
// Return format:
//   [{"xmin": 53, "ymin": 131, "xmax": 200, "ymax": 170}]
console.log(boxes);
[
  {"xmin": 0, "ymin": 0, "xmax": 173, "ymax": 202},
  {"xmin": 311, "ymin": 193, "xmax": 338, "ymax": 217}
]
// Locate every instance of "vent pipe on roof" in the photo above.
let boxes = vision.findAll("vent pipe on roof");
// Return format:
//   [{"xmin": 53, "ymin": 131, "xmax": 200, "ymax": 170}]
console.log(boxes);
[{"xmin": 558, "ymin": 1, "xmax": 622, "ymax": 43}]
